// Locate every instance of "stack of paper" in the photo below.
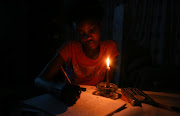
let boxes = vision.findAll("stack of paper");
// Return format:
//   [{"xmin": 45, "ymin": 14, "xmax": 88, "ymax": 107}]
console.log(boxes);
[{"xmin": 23, "ymin": 92, "xmax": 126, "ymax": 116}]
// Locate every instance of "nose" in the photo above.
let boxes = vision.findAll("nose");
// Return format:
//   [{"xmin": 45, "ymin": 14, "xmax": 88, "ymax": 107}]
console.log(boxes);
[{"xmin": 84, "ymin": 35, "xmax": 92, "ymax": 41}]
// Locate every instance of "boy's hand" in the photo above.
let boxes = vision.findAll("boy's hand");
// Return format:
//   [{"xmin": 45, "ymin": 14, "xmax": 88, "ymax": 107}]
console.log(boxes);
[{"xmin": 60, "ymin": 83, "xmax": 81, "ymax": 106}]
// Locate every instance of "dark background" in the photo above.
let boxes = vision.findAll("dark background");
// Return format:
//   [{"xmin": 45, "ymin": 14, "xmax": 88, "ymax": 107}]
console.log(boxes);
[{"xmin": 0, "ymin": 0, "xmax": 180, "ymax": 115}]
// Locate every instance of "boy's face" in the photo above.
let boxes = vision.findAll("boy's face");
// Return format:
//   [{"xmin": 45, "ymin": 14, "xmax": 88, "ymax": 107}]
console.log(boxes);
[{"xmin": 77, "ymin": 19, "xmax": 101, "ymax": 50}]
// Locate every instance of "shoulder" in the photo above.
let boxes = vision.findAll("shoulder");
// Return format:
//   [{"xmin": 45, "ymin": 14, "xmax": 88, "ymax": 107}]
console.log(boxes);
[
  {"xmin": 64, "ymin": 40, "xmax": 80, "ymax": 45},
  {"xmin": 100, "ymin": 40, "xmax": 118, "ymax": 47},
  {"xmin": 100, "ymin": 40, "xmax": 120, "ymax": 59},
  {"xmin": 62, "ymin": 40, "xmax": 81, "ymax": 47}
]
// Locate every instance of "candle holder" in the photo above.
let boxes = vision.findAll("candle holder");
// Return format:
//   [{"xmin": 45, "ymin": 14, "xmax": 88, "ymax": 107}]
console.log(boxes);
[
  {"xmin": 93, "ymin": 82, "xmax": 121, "ymax": 100},
  {"xmin": 92, "ymin": 57, "xmax": 121, "ymax": 99}
]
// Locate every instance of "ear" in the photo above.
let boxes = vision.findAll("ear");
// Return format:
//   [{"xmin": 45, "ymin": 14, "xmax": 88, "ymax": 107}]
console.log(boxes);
[
  {"xmin": 100, "ymin": 21, "xmax": 103, "ymax": 27},
  {"xmin": 99, "ymin": 21, "xmax": 104, "ymax": 31}
]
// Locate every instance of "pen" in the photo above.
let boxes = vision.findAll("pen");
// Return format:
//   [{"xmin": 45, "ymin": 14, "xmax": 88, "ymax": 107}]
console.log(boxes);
[{"xmin": 106, "ymin": 103, "xmax": 127, "ymax": 116}]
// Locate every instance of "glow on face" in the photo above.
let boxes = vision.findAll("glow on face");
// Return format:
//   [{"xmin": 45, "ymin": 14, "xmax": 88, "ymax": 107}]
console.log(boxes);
[{"xmin": 77, "ymin": 19, "xmax": 101, "ymax": 50}]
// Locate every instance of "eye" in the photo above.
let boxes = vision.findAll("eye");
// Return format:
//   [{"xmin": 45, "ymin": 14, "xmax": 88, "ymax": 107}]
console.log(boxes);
[
  {"xmin": 79, "ymin": 32, "xmax": 84, "ymax": 36},
  {"xmin": 79, "ymin": 31, "xmax": 83, "ymax": 35},
  {"xmin": 89, "ymin": 29, "xmax": 95, "ymax": 34},
  {"xmin": 79, "ymin": 32, "xmax": 85, "ymax": 39},
  {"xmin": 89, "ymin": 26, "xmax": 97, "ymax": 34}
]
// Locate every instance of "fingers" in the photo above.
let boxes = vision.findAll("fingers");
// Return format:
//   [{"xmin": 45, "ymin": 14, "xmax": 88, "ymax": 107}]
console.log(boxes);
[
  {"xmin": 60, "ymin": 84, "xmax": 81, "ymax": 106},
  {"xmin": 61, "ymin": 92, "xmax": 80, "ymax": 106}
]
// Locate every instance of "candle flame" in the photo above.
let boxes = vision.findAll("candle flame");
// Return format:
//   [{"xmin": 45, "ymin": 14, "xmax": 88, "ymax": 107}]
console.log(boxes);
[{"xmin": 107, "ymin": 58, "xmax": 109, "ymax": 67}]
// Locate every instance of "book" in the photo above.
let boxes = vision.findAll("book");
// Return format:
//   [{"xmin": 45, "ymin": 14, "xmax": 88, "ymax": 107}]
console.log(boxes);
[{"xmin": 23, "ymin": 92, "xmax": 126, "ymax": 116}]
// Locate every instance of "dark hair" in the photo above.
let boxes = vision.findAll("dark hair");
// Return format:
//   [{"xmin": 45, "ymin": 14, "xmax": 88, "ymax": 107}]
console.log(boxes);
[{"xmin": 71, "ymin": 0, "xmax": 104, "ymax": 24}]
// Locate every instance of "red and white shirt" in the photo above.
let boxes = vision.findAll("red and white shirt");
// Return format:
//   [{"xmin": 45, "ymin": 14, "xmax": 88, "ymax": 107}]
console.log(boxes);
[{"xmin": 58, "ymin": 40, "xmax": 120, "ymax": 86}]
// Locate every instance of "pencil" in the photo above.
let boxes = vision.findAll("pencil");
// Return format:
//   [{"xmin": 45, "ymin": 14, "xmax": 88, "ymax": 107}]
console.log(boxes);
[
  {"xmin": 59, "ymin": 65, "xmax": 86, "ymax": 92},
  {"xmin": 59, "ymin": 65, "xmax": 71, "ymax": 83}
]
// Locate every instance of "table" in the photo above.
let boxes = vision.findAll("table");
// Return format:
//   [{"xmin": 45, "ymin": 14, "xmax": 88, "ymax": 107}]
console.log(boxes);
[{"xmin": 21, "ymin": 85, "xmax": 180, "ymax": 116}]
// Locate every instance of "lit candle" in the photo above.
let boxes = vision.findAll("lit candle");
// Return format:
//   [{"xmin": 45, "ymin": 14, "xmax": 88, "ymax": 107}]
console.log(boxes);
[{"xmin": 106, "ymin": 58, "xmax": 110, "ymax": 88}]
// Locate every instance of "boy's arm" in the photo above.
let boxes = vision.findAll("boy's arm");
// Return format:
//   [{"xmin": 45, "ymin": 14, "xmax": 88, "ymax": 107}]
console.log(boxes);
[
  {"xmin": 34, "ymin": 53, "xmax": 65, "ymax": 92},
  {"xmin": 34, "ymin": 53, "xmax": 81, "ymax": 106},
  {"xmin": 38, "ymin": 53, "xmax": 65, "ymax": 81}
]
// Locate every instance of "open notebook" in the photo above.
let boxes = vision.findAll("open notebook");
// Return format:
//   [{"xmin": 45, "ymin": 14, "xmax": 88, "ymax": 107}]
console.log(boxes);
[
  {"xmin": 23, "ymin": 92, "xmax": 126, "ymax": 116},
  {"xmin": 113, "ymin": 103, "xmax": 180, "ymax": 116}
]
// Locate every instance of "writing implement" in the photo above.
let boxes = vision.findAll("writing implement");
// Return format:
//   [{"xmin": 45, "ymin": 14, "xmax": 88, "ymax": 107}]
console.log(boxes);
[{"xmin": 60, "ymin": 65, "xmax": 86, "ymax": 92}]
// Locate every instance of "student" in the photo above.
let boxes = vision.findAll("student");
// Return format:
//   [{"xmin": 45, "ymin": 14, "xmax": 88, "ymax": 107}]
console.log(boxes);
[{"xmin": 34, "ymin": 4, "xmax": 120, "ymax": 106}]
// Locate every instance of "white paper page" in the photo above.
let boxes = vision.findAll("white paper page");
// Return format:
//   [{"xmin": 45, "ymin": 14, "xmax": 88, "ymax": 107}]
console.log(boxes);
[
  {"xmin": 113, "ymin": 103, "xmax": 180, "ymax": 116},
  {"xmin": 23, "ymin": 92, "xmax": 126, "ymax": 116},
  {"xmin": 58, "ymin": 92, "xmax": 126, "ymax": 116}
]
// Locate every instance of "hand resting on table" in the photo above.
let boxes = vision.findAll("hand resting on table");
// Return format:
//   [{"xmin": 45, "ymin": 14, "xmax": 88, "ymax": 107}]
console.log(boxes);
[{"xmin": 60, "ymin": 83, "xmax": 81, "ymax": 106}]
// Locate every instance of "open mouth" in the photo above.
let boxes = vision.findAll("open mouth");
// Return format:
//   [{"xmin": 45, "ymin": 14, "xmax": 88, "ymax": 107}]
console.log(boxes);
[{"xmin": 87, "ymin": 41, "xmax": 95, "ymax": 47}]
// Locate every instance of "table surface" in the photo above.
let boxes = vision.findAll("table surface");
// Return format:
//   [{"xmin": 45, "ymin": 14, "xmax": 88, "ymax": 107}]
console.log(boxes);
[
  {"xmin": 80, "ymin": 85, "xmax": 180, "ymax": 107},
  {"xmin": 22, "ymin": 85, "xmax": 180, "ymax": 116}
]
